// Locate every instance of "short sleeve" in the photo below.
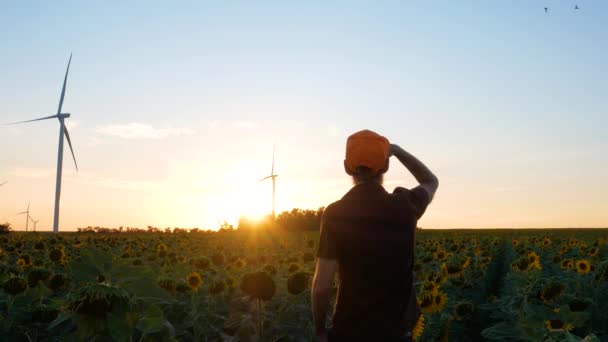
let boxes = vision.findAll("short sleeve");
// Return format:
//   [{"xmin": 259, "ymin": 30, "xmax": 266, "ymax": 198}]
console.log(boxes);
[
  {"xmin": 393, "ymin": 186, "xmax": 431, "ymax": 219},
  {"xmin": 317, "ymin": 210, "xmax": 339, "ymax": 260}
]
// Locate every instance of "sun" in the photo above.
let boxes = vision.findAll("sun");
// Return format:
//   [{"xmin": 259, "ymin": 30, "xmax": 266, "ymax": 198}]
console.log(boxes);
[{"xmin": 201, "ymin": 167, "xmax": 278, "ymax": 229}]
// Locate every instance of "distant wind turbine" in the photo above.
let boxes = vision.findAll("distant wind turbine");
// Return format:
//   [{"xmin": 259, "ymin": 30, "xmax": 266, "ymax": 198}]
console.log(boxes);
[
  {"xmin": 6, "ymin": 54, "xmax": 78, "ymax": 234},
  {"xmin": 260, "ymin": 145, "xmax": 278, "ymax": 220},
  {"xmin": 17, "ymin": 202, "xmax": 31, "ymax": 232},
  {"xmin": 30, "ymin": 217, "xmax": 39, "ymax": 232},
  {"xmin": 0, "ymin": 181, "xmax": 7, "ymax": 187}
]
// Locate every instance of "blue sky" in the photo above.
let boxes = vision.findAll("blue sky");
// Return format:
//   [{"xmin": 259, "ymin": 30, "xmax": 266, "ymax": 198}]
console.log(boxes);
[{"xmin": 1, "ymin": 1, "xmax": 607, "ymax": 230}]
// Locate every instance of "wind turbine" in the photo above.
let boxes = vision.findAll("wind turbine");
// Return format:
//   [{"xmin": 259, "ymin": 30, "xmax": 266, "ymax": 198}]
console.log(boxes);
[
  {"xmin": 260, "ymin": 145, "xmax": 278, "ymax": 220},
  {"xmin": 0, "ymin": 181, "xmax": 7, "ymax": 187},
  {"xmin": 6, "ymin": 54, "xmax": 78, "ymax": 234},
  {"xmin": 30, "ymin": 216, "xmax": 39, "ymax": 232},
  {"xmin": 17, "ymin": 202, "xmax": 31, "ymax": 232}
]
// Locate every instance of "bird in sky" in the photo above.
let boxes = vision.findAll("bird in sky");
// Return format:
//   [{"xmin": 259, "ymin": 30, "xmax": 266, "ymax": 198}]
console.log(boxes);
[
  {"xmin": 575, "ymin": 5, "xmax": 580, "ymax": 10},
  {"xmin": 544, "ymin": 7, "xmax": 549, "ymax": 13}
]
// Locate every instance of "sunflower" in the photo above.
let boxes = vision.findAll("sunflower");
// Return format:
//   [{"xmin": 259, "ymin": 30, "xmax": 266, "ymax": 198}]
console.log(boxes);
[
  {"xmin": 587, "ymin": 247, "xmax": 599, "ymax": 258},
  {"xmin": 542, "ymin": 237, "xmax": 552, "ymax": 247},
  {"xmin": 287, "ymin": 272, "xmax": 310, "ymax": 295},
  {"xmin": 540, "ymin": 281, "xmax": 565, "ymax": 302},
  {"xmin": 559, "ymin": 245, "xmax": 569, "ymax": 255},
  {"xmin": 512, "ymin": 239, "xmax": 520, "ymax": 247},
  {"xmin": 418, "ymin": 293, "xmax": 435, "ymax": 313},
  {"xmin": 412, "ymin": 314, "xmax": 425, "ymax": 340},
  {"xmin": 527, "ymin": 252, "xmax": 542, "ymax": 271},
  {"xmin": 3, "ymin": 277, "xmax": 27, "ymax": 296},
  {"xmin": 576, "ymin": 259, "xmax": 591, "ymax": 274},
  {"xmin": 419, "ymin": 281, "xmax": 439, "ymax": 297},
  {"xmin": 433, "ymin": 292, "xmax": 448, "ymax": 312},
  {"xmin": 545, "ymin": 320, "xmax": 574, "ymax": 332},
  {"xmin": 208, "ymin": 280, "xmax": 226, "ymax": 296},
  {"xmin": 186, "ymin": 271, "xmax": 203, "ymax": 290},
  {"xmin": 16, "ymin": 257, "xmax": 30, "ymax": 267},
  {"xmin": 453, "ymin": 301, "xmax": 474, "ymax": 321},
  {"xmin": 49, "ymin": 248, "xmax": 65, "ymax": 263},
  {"xmin": 156, "ymin": 243, "xmax": 168, "ymax": 253},
  {"xmin": 240, "ymin": 271, "xmax": 276, "ymax": 301},
  {"xmin": 434, "ymin": 250, "xmax": 448, "ymax": 261},
  {"xmin": 560, "ymin": 259, "xmax": 571, "ymax": 269},
  {"xmin": 565, "ymin": 259, "xmax": 575, "ymax": 270}
]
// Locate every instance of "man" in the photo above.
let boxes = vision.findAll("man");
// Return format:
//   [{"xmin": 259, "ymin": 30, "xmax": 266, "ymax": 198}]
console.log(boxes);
[{"xmin": 312, "ymin": 129, "xmax": 439, "ymax": 342}]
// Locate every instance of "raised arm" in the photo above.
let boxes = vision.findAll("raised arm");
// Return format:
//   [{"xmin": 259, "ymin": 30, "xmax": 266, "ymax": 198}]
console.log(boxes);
[{"xmin": 390, "ymin": 144, "xmax": 439, "ymax": 201}]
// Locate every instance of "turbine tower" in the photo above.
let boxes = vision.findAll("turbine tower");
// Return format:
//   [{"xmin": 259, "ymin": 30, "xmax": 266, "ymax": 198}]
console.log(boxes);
[
  {"xmin": 17, "ymin": 202, "xmax": 31, "ymax": 232},
  {"xmin": 7, "ymin": 54, "xmax": 78, "ymax": 233},
  {"xmin": 260, "ymin": 145, "xmax": 278, "ymax": 220}
]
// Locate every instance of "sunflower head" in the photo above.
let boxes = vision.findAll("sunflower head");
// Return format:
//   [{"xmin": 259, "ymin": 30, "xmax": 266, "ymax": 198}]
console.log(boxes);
[
  {"xmin": 453, "ymin": 301, "xmax": 474, "ymax": 321},
  {"xmin": 545, "ymin": 320, "xmax": 574, "ymax": 332},
  {"xmin": 433, "ymin": 292, "xmax": 448, "ymax": 312},
  {"xmin": 287, "ymin": 272, "xmax": 310, "ymax": 295},
  {"xmin": 418, "ymin": 293, "xmax": 434, "ymax": 313},
  {"xmin": 576, "ymin": 259, "xmax": 591, "ymax": 274},
  {"xmin": 240, "ymin": 271, "xmax": 276, "ymax": 301},
  {"xmin": 65, "ymin": 283, "xmax": 130, "ymax": 317},
  {"xmin": 540, "ymin": 281, "xmax": 565, "ymax": 302},
  {"xmin": 587, "ymin": 247, "xmax": 599, "ymax": 258},
  {"xmin": 208, "ymin": 280, "xmax": 226, "ymax": 296},
  {"xmin": 3, "ymin": 276, "xmax": 27, "ymax": 296},
  {"xmin": 186, "ymin": 271, "xmax": 203, "ymax": 291},
  {"xmin": 49, "ymin": 248, "xmax": 65, "ymax": 263}
]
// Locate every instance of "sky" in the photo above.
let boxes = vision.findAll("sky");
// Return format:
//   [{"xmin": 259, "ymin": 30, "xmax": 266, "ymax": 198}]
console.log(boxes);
[{"xmin": 1, "ymin": 1, "xmax": 607, "ymax": 231}]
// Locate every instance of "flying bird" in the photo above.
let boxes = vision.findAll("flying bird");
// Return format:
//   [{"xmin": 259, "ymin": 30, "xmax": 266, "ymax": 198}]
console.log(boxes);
[
  {"xmin": 575, "ymin": 5, "xmax": 579, "ymax": 10},
  {"xmin": 544, "ymin": 7, "xmax": 549, "ymax": 13}
]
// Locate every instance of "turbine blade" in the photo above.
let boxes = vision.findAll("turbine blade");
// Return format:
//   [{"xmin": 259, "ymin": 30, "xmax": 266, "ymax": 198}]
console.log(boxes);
[
  {"xmin": 27, "ymin": 202, "xmax": 30, "ymax": 211},
  {"xmin": 17, "ymin": 212, "xmax": 27, "ymax": 215},
  {"xmin": 63, "ymin": 123, "xmax": 78, "ymax": 172},
  {"xmin": 5, "ymin": 114, "xmax": 59, "ymax": 125},
  {"xmin": 260, "ymin": 175, "xmax": 272, "ymax": 182},
  {"xmin": 0, "ymin": 181, "xmax": 7, "ymax": 187},
  {"xmin": 57, "ymin": 54, "xmax": 72, "ymax": 114}
]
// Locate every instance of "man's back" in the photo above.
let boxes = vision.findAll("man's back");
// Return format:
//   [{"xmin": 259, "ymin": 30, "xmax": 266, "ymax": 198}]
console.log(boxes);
[
  {"xmin": 318, "ymin": 182, "xmax": 429, "ymax": 340},
  {"xmin": 311, "ymin": 131, "xmax": 438, "ymax": 342}
]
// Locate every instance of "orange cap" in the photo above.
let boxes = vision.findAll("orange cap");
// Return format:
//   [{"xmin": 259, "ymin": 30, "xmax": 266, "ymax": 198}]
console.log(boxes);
[{"xmin": 345, "ymin": 130, "xmax": 390, "ymax": 174}]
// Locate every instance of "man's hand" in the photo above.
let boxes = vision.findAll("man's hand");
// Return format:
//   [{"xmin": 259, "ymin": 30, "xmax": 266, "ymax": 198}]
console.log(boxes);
[{"xmin": 389, "ymin": 143, "xmax": 401, "ymax": 157}]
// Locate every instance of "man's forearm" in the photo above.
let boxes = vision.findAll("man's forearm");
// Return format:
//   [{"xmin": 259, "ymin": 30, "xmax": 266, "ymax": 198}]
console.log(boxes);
[
  {"xmin": 311, "ymin": 289, "xmax": 331, "ymax": 336},
  {"xmin": 391, "ymin": 145, "xmax": 437, "ymax": 184}
]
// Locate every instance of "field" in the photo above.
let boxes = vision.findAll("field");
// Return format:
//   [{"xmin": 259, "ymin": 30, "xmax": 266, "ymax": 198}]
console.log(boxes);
[{"xmin": 0, "ymin": 228, "xmax": 607, "ymax": 341}]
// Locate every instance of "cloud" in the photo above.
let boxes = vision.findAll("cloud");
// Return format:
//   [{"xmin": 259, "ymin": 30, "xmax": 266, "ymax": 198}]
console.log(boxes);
[{"xmin": 95, "ymin": 123, "xmax": 195, "ymax": 139}]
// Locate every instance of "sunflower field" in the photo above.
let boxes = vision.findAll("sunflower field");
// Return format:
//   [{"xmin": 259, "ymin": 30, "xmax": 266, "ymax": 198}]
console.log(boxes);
[{"xmin": 0, "ymin": 228, "xmax": 606, "ymax": 341}]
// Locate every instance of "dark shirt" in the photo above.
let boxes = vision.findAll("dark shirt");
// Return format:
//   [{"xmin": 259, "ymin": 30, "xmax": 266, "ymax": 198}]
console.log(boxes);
[{"xmin": 317, "ymin": 182, "xmax": 430, "ymax": 340}]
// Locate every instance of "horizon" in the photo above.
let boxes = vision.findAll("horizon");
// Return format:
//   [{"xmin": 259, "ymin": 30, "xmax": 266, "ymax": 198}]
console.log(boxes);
[{"xmin": 1, "ymin": 1, "xmax": 607, "ymax": 231}]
